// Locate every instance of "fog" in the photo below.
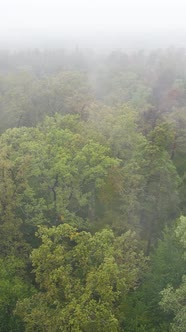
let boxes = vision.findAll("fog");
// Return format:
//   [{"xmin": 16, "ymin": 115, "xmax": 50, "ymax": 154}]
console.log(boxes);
[{"xmin": 1, "ymin": 0, "xmax": 186, "ymax": 51}]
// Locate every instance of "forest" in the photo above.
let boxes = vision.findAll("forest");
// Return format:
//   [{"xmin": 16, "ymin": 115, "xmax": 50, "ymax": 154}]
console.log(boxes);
[{"xmin": 0, "ymin": 47, "xmax": 186, "ymax": 332}]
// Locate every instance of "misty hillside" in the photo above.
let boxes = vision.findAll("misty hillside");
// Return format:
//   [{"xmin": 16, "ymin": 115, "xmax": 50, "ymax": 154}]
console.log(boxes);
[
  {"xmin": 1, "ymin": 0, "xmax": 186, "ymax": 331},
  {"xmin": 0, "ymin": 46, "xmax": 185, "ymax": 332}
]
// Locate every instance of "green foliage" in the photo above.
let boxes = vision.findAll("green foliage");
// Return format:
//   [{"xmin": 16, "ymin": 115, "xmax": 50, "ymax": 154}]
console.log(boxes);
[
  {"xmin": 0, "ymin": 115, "xmax": 118, "ymax": 255},
  {"xmin": 16, "ymin": 224, "xmax": 147, "ymax": 331},
  {"xmin": 119, "ymin": 224, "xmax": 186, "ymax": 331},
  {"xmin": 160, "ymin": 216, "xmax": 186, "ymax": 331},
  {"xmin": 0, "ymin": 71, "xmax": 92, "ymax": 131},
  {"xmin": 0, "ymin": 47, "xmax": 185, "ymax": 331},
  {"xmin": 94, "ymin": 69, "xmax": 151, "ymax": 110},
  {"xmin": 0, "ymin": 256, "xmax": 35, "ymax": 332},
  {"xmin": 139, "ymin": 134, "xmax": 180, "ymax": 252}
]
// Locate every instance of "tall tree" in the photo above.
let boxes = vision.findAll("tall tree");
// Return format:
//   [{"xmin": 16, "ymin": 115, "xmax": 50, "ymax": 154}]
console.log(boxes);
[{"xmin": 16, "ymin": 224, "xmax": 147, "ymax": 332}]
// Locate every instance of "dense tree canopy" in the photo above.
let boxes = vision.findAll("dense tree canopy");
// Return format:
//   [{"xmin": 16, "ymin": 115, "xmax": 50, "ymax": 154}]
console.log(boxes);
[
  {"xmin": 0, "ymin": 47, "xmax": 185, "ymax": 331},
  {"xmin": 16, "ymin": 225, "xmax": 146, "ymax": 332}
]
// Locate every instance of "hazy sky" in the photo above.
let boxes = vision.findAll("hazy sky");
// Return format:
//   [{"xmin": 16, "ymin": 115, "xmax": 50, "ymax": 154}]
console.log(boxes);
[{"xmin": 1, "ymin": 0, "xmax": 186, "ymax": 48}]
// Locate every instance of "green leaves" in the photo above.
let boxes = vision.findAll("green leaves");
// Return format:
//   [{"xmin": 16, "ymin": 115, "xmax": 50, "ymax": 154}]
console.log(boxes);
[
  {"xmin": 16, "ymin": 224, "xmax": 147, "ymax": 331},
  {"xmin": 0, "ymin": 256, "xmax": 34, "ymax": 332},
  {"xmin": 160, "ymin": 216, "xmax": 186, "ymax": 331},
  {"xmin": 0, "ymin": 114, "xmax": 118, "ymax": 258}
]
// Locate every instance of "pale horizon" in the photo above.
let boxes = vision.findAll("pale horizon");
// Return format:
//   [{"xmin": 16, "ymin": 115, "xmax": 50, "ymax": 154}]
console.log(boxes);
[{"xmin": 1, "ymin": 0, "xmax": 186, "ymax": 50}]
